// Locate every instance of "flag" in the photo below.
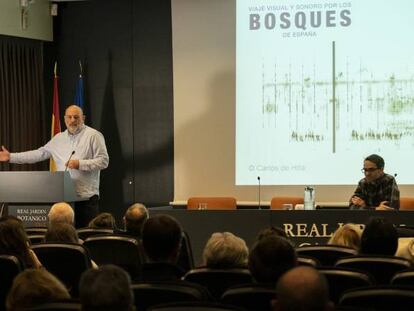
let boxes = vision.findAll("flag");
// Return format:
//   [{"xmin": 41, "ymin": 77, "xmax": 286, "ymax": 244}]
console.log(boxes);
[
  {"xmin": 50, "ymin": 62, "xmax": 61, "ymax": 172},
  {"xmin": 74, "ymin": 60, "xmax": 84, "ymax": 109}
]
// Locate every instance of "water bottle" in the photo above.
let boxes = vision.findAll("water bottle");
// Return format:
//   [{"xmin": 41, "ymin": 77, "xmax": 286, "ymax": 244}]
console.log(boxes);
[{"xmin": 304, "ymin": 186, "xmax": 315, "ymax": 210}]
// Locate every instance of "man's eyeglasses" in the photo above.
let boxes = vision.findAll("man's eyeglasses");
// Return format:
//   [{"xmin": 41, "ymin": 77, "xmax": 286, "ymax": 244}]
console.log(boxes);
[{"xmin": 361, "ymin": 167, "xmax": 379, "ymax": 173}]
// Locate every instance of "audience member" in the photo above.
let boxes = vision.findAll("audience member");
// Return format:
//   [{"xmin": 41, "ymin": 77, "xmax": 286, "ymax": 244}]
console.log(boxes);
[
  {"xmin": 119, "ymin": 203, "xmax": 148, "ymax": 239},
  {"xmin": 256, "ymin": 226, "xmax": 288, "ymax": 240},
  {"xmin": 249, "ymin": 236, "xmax": 297, "ymax": 284},
  {"xmin": 141, "ymin": 214, "xmax": 184, "ymax": 281},
  {"xmin": 202, "ymin": 232, "xmax": 248, "ymax": 268},
  {"xmin": 0, "ymin": 216, "xmax": 42, "ymax": 269},
  {"xmin": 272, "ymin": 266, "xmax": 334, "ymax": 311},
  {"xmin": 79, "ymin": 265, "xmax": 134, "ymax": 311},
  {"xmin": 327, "ymin": 223, "xmax": 362, "ymax": 250},
  {"xmin": 6, "ymin": 269, "xmax": 70, "ymax": 311},
  {"xmin": 360, "ymin": 217, "xmax": 398, "ymax": 256},
  {"xmin": 48, "ymin": 202, "xmax": 75, "ymax": 226},
  {"xmin": 44, "ymin": 223, "xmax": 79, "ymax": 244},
  {"xmin": 88, "ymin": 212, "xmax": 116, "ymax": 230}
]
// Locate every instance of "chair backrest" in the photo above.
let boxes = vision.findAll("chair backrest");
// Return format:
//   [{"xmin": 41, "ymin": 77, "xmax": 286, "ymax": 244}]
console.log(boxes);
[
  {"xmin": 148, "ymin": 301, "xmax": 246, "ymax": 311},
  {"xmin": 183, "ymin": 268, "xmax": 253, "ymax": 300},
  {"xmin": 176, "ymin": 231, "xmax": 195, "ymax": 273},
  {"xmin": 25, "ymin": 227, "xmax": 48, "ymax": 235},
  {"xmin": 31, "ymin": 243, "xmax": 92, "ymax": 297},
  {"xmin": 25, "ymin": 301, "xmax": 81, "ymax": 310},
  {"xmin": 339, "ymin": 286, "xmax": 414, "ymax": 310},
  {"xmin": 296, "ymin": 245, "xmax": 358, "ymax": 267},
  {"xmin": 83, "ymin": 235, "xmax": 144, "ymax": 280},
  {"xmin": 391, "ymin": 270, "xmax": 414, "ymax": 286},
  {"xmin": 318, "ymin": 267, "xmax": 374, "ymax": 304},
  {"xmin": 335, "ymin": 255, "xmax": 412, "ymax": 284},
  {"xmin": 76, "ymin": 228, "xmax": 114, "ymax": 240},
  {"xmin": 270, "ymin": 196, "xmax": 303, "ymax": 210},
  {"xmin": 221, "ymin": 285, "xmax": 276, "ymax": 311},
  {"xmin": 28, "ymin": 234, "xmax": 46, "ymax": 245},
  {"xmin": 297, "ymin": 255, "xmax": 320, "ymax": 267},
  {"xmin": 400, "ymin": 197, "xmax": 414, "ymax": 210},
  {"xmin": 0, "ymin": 255, "xmax": 22, "ymax": 311},
  {"xmin": 132, "ymin": 281, "xmax": 210, "ymax": 311},
  {"xmin": 187, "ymin": 197, "xmax": 237, "ymax": 210}
]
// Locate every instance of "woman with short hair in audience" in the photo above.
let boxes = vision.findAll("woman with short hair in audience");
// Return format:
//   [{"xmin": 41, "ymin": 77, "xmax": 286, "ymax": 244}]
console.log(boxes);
[
  {"xmin": 202, "ymin": 232, "xmax": 249, "ymax": 269},
  {"xmin": 0, "ymin": 216, "xmax": 42, "ymax": 269},
  {"xmin": 327, "ymin": 223, "xmax": 362, "ymax": 250},
  {"xmin": 44, "ymin": 222, "xmax": 79, "ymax": 244},
  {"xmin": 6, "ymin": 269, "xmax": 70, "ymax": 310},
  {"xmin": 88, "ymin": 212, "xmax": 116, "ymax": 230}
]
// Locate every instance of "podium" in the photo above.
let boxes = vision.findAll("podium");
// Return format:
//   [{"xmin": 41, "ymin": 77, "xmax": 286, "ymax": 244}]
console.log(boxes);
[{"xmin": 0, "ymin": 171, "xmax": 82, "ymax": 227}]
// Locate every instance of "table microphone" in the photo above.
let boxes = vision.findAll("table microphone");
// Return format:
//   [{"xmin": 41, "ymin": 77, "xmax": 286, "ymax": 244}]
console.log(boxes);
[
  {"xmin": 64, "ymin": 150, "xmax": 75, "ymax": 172},
  {"xmin": 389, "ymin": 173, "xmax": 398, "ymax": 209},
  {"xmin": 257, "ymin": 176, "xmax": 261, "ymax": 210}
]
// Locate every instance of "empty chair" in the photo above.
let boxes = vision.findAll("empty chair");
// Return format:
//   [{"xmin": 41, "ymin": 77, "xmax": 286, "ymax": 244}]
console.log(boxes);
[
  {"xmin": 187, "ymin": 197, "xmax": 237, "ymax": 210},
  {"xmin": 221, "ymin": 285, "xmax": 275, "ymax": 311},
  {"xmin": 183, "ymin": 268, "xmax": 253, "ymax": 300},
  {"xmin": 339, "ymin": 286, "xmax": 414, "ymax": 310},
  {"xmin": 296, "ymin": 245, "xmax": 358, "ymax": 267},
  {"xmin": 335, "ymin": 255, "xmax": 411, "ymax": 284},
  {"xmin": 270, "ymin": 196, "xmax": 303, "ymax": 210},
  {"xmin": 148, "ymin": 301, "xmax": 246, "ymax": 311},
  {"xmin": 0, "ymin": 255, "xmax": 22, "ymax": 311},
  {"xmin": 318, "ymin": 267, "xmax": 374, "ymax": 304},
  {"xmin": 132, "ymin": 281, "xmax": 211, "ymax": 311},
  {"xmin": 400, "ymin": 197, "xmax": 414, "ymax": 210},
  {"xmin": 76, "ymin": 228, "xmax": 114, "ymax": 241},
  {"xmin": 176, "ymin": 231, "xmax": 195, "ymax": 273},
  {"xmin": 31, "ymin": 243, "xmax": 92, "ymax": 297},
  {"xmin": 391, "ymin": 270, "xmax": 414, "ymax": 286},
  {"xmin": 83, "ymin": 235, "xmax": 144, "ymax": 280}
]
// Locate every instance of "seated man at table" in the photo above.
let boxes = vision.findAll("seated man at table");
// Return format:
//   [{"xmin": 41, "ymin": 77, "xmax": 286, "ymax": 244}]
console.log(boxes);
[{"xmin": 349, "ymin": 154, "xmax": 399, "ymax": 210}]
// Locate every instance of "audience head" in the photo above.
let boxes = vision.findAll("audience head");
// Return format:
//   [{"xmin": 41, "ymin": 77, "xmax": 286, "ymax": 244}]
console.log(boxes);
[
  {"xmin": 273, "ymin": 266, "xmax": 334, "ymax": 311},
  {"xmin": 88, "ymin": 212, "xmax": 116, "ymax": 230},
  {"xmin": 79, "ymin": 265, "xmax": 134, "ymax": 311},
  {"xmin": 257, "ymin": 226, "xmax": 288, "ymax": 240},
  {"xmin": 202, "ymin": 232, "xmax": 248, "ymax": 268},
  {"xmin": 0, "ymin": 216, "xmax": 36, "ymax": 268},
  {"xmin": 249, "ymin": 235, "xmax": 297, "ymax": 284},
  {"xmin": 360, "ymin": 217, "xmax": 398, "ymax": 256},
  {"xmin": 44, "ymin": 223, "xmax": 79, "ymax": 244},
  {"xmin": 142, "ymin": 214, "xmax": 182, "ymax": 263},
  {"xmin": 6, "ymin": 269, "xmax": 70, "ymax": 311},
  {"xmin": 328, "ymin": 223, "xmax": 362, "ymax": 250},
  {"xmin": 124, "ymin": 203, "xmax": 148, "ymax": 237},
  {"xmin": 48, "ymin": 202, "xmax": 75, "ymax": 226}
]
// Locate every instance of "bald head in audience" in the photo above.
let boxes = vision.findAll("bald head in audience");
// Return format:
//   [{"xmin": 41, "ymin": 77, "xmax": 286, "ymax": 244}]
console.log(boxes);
[
  {"xmin": 48, "ymin": 202, "xmax": 75, "ymax": 226},
  {"xmin": 123, "ymin": 203, "xmax": 148, "ymax": 237},
  {"xmin": 273, "ymin": 266, "xmax": 334, "ymax": 311}
]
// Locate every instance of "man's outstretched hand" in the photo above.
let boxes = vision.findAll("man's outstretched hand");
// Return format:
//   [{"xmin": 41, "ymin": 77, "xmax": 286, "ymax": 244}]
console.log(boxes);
[{"xmin": 0, "ymin": 146, "xmax": 10, "ymax": 162}]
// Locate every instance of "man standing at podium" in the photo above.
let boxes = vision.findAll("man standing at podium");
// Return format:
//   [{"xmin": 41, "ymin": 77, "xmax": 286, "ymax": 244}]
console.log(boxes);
[{"xmin": 0, "ymin": 105, "xmax": 109, "ymax": 227}]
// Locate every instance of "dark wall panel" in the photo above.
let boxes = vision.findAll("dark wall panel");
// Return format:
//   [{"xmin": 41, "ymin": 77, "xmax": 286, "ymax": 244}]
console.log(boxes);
[{"xmin": 44, "ymin": 0, "xmax": 174, "ymax": 222}]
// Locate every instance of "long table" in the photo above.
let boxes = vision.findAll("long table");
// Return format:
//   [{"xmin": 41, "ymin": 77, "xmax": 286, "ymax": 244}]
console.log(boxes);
[{"xmin": 149, "ymin": 209, "xmax": 414, "ymax": 266}]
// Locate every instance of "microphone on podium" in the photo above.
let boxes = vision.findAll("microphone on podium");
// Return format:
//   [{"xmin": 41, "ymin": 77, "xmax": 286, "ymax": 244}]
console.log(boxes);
[
  {"xmin": 64, "ymin": 151, "xmax": 75, "ymax": 172},
  {"xmin": 257, "ymin": 176, "xmax": 261, "ymax": 210},
  {"xmin": 389, "ymin": 173, "xmax": 398, "ymax": 209}
]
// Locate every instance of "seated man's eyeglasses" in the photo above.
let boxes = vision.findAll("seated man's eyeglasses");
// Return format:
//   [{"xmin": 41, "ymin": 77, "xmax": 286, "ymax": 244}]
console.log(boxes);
[{"xmin": 361, "ymin": 167, "xmax": 379, "ymax": 173}]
